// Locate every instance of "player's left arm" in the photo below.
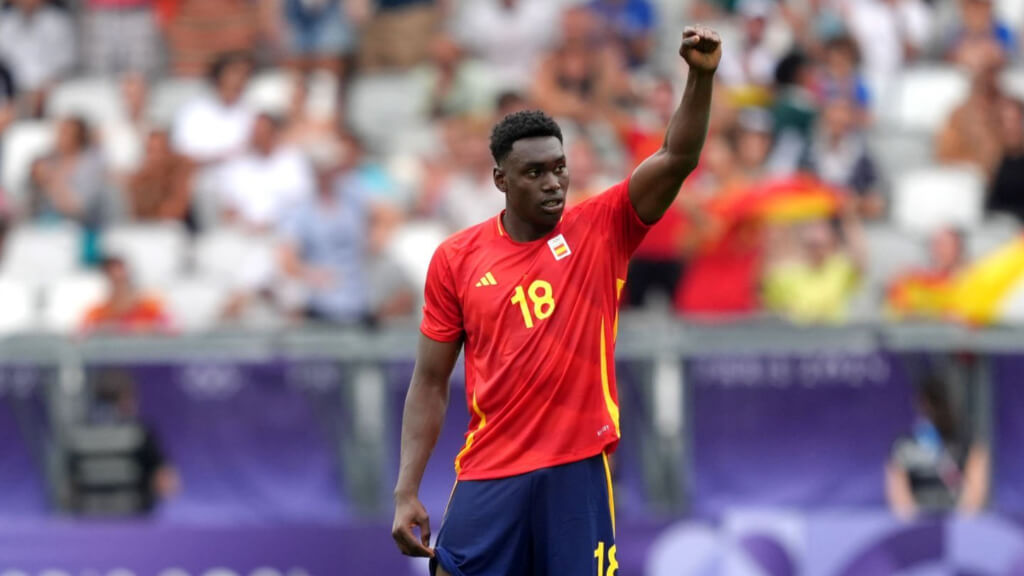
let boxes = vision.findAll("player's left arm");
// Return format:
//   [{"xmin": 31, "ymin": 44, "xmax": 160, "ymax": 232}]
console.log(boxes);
[{"xmin": 628, "ymin": 26, "xmax": 722, "ymax": 225}]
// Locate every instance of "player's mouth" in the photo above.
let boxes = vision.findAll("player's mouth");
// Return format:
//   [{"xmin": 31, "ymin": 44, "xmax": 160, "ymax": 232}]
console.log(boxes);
[{"xmin": 540, "ymin": 198, "xmax": 564, "ymax": 214}]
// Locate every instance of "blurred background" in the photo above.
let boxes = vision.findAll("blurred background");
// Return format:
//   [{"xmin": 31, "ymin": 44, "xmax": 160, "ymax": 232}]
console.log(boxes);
[{"xmin": 1, "ymin": 0, "xmax": 1024, "ymax": 573}]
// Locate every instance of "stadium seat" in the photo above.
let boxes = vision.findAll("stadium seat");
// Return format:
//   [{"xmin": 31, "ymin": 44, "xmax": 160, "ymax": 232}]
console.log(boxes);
[
  {"xmin": 880, "ymin": 66, "xmax": 969, "ymax": 133},
  {"xmin": 0, "ymin": 277, "xmax": 38, "ymax": 335},
  {"xmin": 347, "ymin": 72, "xmax": 430, "ymax": 151},
  {"xmin": 100, "ymin": 223, "xmax": 189, "ymax": 289},
  {"xmin": 1, "ymin": 223, "xmax": 82, "ymax": 288},
  {"xmin": 892, "ymin": 165, "xmax": 985, "ymax": 233},
  {"xmin": 967, "ymin": 217, "xmax": 1021, "ymax": 261},
  {"xmin": 0, "ymin": 120, "xmax": 56, "ymax": 203},
  {"xmin": 862, "ymin": 224, "xmax": 929, "ymax": 283},
  {"xmin": 193, "ymin": 227, "xmax": 276, "ymax": 289},
  {"xmin": 385, "ymin": 221, "xmax": 448, "ymax": 290},
  {"xmin": 162, "ymin": 277, "xmax": 229, "ymax": 332},
  {"xmin": 243, "ymin": 69, "xmax": 295, "ymax": 115},
  {"xmin": 46, "ymin": 77, "xmax": 126, "ymax": 125},
  {"xmin": 146, "ymin": 77, "xmax": 210, "ymax": 126},
  {"xmin": 99, "ymin": 122, "xmax": 144, "ymax": 173},
  {"xmin": 41, "ymin": 272, "xmax": 108, "ymax": 333},
  {"xmin": 1001, "ymin": 66, "xmax": 1024, "ymax": 103},
  {"xmin": 996, "ymin": 0, "xmax": 1024, "ymax": 30},
  {"xmin": 867, "ymin": 130, "xmax": 934, "ymax": 181}
]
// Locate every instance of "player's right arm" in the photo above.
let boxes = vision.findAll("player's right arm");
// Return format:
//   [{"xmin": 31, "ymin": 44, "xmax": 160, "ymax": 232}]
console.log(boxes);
[{"xmin": 392, "ymin": 334, "xmax": 462, "ymax": 557}]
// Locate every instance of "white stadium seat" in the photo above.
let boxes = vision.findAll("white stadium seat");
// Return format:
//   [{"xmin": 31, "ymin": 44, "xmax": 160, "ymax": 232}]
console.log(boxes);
[
  {"xmin": 347, "ymin": 72, "xmax": 430, "ymax": 151},
  {"xmin": 1, "ymin": 224, "xmax": 82, "ymax": 288},
  {"xmin": 892, "ymin": 165, "xmax": 985, "ymax": 234},
  {"xmin": 1001, "ymin": 66, "xmax": 1024, "ymax": 103},
  {"xmin": 967, "ymin": 217, "xmax": 1021, "ymax": 261},
  {"xmin": 243, "ymin": 68, "xmax": 339, "ymax": 119},
  {"xmin": 162, "ymin": 277, "xmax": 229, "ymax": 332},
  {"xmin": 46, "ymin": 77, "xmax": 126, "ymax": 125},
  {"xmin": 881, "ymin": 66, "xmax": 969, "ymax": 133},
  {"xmin": 0, "ymin": 277, "xmax": 38, "ymax": 335},
  {"xmin": 146, "ymin": 77, "xmax": 210, "ymax": 126},
  {"xmin": 996, "ymin": 0, "xmax": 1024, "ymax": 30},
  {"xmin": 99, "ymin": 122, "xmax": 144, "ymax": 173},
  {"xmin": 41, "ymin": 272, "xmax": 108, "ymax": 333},
  {"xmin": 385, "ymin": 221, "xmax": 448, "ymax": 290},
  {"xmin": 193, "ymin": 227, "xmax": 275, "ymax": 290},
  {"xmin": 0, "ymin": 120, "xmax": 56, "ymax": 203},
  {"xmin": 100, "ymin": 223, "xmax": 189, "ymax": 289},
  {"xmin": 862, "ymin": 225, "xmax": 930, "ymax": 285}
]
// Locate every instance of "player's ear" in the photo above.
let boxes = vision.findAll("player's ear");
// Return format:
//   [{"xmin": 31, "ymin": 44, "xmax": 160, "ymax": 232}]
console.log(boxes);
[{"xmin": 493, "ymin": 166, "xmax": 508, "ymax": 194}]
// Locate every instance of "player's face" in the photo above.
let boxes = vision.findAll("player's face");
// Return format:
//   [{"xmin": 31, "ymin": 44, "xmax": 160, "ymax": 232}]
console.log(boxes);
[{"xmin": 496, "ymin": 137, "xmax": 570, "ymax": 229}]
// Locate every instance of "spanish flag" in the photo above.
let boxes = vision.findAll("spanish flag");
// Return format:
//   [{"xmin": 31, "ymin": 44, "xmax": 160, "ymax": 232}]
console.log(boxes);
[
  {"xmin": 949, "ymin": 235, "xmax": 1024, "ymax": 325},
  {"xmin": 714, "ymin": 175, "xmax": 843, "ymax": 224}
]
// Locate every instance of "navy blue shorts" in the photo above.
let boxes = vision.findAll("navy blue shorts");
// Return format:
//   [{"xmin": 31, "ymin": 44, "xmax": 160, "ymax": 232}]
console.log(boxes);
[{"xmin": 430, "ymin": 453, "xmax": 617, "ymax": 576}]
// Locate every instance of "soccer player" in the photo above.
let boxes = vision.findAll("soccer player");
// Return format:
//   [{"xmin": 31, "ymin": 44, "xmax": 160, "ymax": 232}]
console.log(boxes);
[{"xmin": 392, "ymin": 25, "xmax": 722, "ymax": 576}]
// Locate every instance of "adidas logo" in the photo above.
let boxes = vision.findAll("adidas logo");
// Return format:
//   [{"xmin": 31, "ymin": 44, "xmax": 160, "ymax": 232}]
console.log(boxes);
[{"xmin": 475, "ymin": 272, "xmax": 497, "ymax": 287}]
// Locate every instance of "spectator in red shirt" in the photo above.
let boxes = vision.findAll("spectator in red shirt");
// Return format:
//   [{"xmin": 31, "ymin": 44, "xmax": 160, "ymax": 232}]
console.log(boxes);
[{"xmin": 81, "ymin": 255, "xmax": 170, "ymax": 333}]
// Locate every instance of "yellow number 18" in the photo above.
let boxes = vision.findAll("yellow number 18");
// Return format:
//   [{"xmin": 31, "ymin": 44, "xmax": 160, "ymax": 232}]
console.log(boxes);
[
  {"xmin": 594, "ymin": 541, "xmax": 618, "ymax": 576},
  {"xmin": 510, "ymin": 280, "xmax": 555, "ymax": 328}
]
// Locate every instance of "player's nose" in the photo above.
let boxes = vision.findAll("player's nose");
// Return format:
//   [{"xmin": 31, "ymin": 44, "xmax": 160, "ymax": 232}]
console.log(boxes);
[{"xmin": 540, "ymin": 173, "xmax": 562, "ymax": 193}]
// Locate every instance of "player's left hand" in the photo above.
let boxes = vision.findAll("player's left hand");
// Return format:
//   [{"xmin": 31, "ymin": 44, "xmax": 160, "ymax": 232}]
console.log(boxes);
[{"xmin": 679, "ymin": 25, "xmax": 722, "ymax": 72}]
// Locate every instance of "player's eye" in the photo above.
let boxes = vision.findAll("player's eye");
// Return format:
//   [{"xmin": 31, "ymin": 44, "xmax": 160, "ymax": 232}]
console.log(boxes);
[
  {"xmin": 527, "ymin": 169, "xmax": 539, "ymax": 178},
  {"xmin": 554, "ymin": 165, "xmax": 567, "ymax": 175}
]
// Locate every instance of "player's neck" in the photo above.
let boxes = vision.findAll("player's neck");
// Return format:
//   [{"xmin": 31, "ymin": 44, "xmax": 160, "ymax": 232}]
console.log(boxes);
[{"xmin": 502, "ymin": 211, "xmax": 554, "ymax": 243}]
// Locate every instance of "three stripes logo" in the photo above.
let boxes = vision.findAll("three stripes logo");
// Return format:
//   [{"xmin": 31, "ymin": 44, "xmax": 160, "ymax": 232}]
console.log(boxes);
[{"xmin": 475, "ymin": 272, "xmax": 498, "ymax": 287}]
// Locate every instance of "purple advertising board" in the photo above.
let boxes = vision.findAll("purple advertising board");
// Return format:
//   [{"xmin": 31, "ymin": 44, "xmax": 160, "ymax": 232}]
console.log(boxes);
[
  {"xmin": 993, "ymin": 356, "xmax": 1024, "ymax": 513},
  {"xmin": 0, "ymin": 365, "xmax": 50, "ymax": 517},
  {"xmin": 688, "ymin": 352, "xmax": 916, "ymax": 515}
]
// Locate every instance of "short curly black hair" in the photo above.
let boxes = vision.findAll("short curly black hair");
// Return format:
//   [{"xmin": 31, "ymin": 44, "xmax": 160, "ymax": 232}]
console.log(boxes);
[{"xmin": 489, "ymin": 110, "xmax": 563, "ymax": 165}]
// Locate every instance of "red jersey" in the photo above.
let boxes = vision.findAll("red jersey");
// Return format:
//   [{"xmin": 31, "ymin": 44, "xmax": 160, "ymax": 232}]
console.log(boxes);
[{"xmin": 421, "ymin": 179, "xmax": 650, "ymax": 481}]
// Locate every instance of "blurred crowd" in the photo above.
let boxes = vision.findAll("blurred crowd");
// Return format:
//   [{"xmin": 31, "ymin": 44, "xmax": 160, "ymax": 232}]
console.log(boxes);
[{"xmin": 0, "ymin": 0, "xmax": 1023, "ymax": 333}]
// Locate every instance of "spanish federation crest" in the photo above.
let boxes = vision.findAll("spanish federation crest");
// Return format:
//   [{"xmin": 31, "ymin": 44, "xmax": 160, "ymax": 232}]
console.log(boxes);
[{"xmin": 547, "ymin": 234, "xmax": 572, "ymax": 261}]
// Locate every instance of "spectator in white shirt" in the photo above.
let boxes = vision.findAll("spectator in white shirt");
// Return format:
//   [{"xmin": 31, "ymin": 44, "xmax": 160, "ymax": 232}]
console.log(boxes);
[
  {"xmin": 454, "ymin": 0, "xmax": 563, "ymax": 92},
  {"xmin": 0, "ymin": 0, "xmax": 75, "ymax": 117},
  {"xmin": 843, "ymin": 0, "xmax": 933, "ymax": 99},
  {"xmin": 217, "ymin": 112, "xmax": 315, "ymax": 232},
  {"xmin": 171, "ymin": 53, "xmax": 256, "ymax": 164}
]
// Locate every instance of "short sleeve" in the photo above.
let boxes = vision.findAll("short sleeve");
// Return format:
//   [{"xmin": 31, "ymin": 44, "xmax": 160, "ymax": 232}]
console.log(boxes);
[
  {"xmin": 600, "ymin": 178, "xmax": 653, "ymax": 259},
  {"xmin": 420, "ymin": 246, "xmax": 464, "ymax": 342}
]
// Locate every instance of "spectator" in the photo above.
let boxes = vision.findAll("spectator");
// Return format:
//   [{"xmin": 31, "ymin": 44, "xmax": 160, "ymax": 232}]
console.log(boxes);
[
  {"xmin": 886, "ymin": 227, "xmax": 965, "ymax": 320},
  {"xmin": 165, "ymin": 0, "xmax": 260, "ymax": 76},
  {"xmin": 716, "ymin": 0, "xmax": 780, "ymax": 97},
  {"xmin": 125, "ymin": 129, "xmax": 194, "ymax": 226},
  {"xmin": 359, "ymin": 0, "xmax": 448, "ymax": 71},
  {"xmin": 771, "ymin": 51, "xmax": 818, "ymax": 174},
  {"xmin": 0, "ymin": 58, "xmax": 14, "ymax": 129},
  {"xmin": 172, "ymin": 52, "xmax": 256, "ymax": 164},
  {"xmin": 946, "ymin": 0, "xmax": 1016, "ymax": 67},
  {"xmin": 82, "ymin": 0, "xmax": 161, "ymax": 77},
  {"xmin": 886, "ymin": 375, "xmax": 989, "ymax": 519},
  {"xmin": 0, "ymin": 0, "xmax": 75, "ymax": 117},
  {"xmin": 277, "ymin": 157, "xmax": 373, "ymax": 326},
  {"xmin": 806, "ymin": 98, "xmax": 883, "ymax": 218},
  {"xmin": 844, "ymin": 0, "xmax": 932, "ymax": 98},
  {"xmin": 762, "ymin": 206, "xmax": 865, "ymax": 324},
  {"xmin": 267, "ymin": 0, "xmax": 366, "ymax": 74},
  {"xmin": 817, "ymin": 34, "xmax": 871, "ymax": 112},
  {"xmin": 81, "ymin": 255, "xmax": 170, "ymax": 333},
  {"xmin": 936, "ymin": 46, "xmax": 1009, "ymax": 181},
  {"xmin": 454, "ymin": 0, "xmax": 562, "ymax": 93},
  {"xmin": 28, "ymin": 117, "xmax": 113, "ymax": 262},
  {"xmin": 217, "ymin": 112, "xmax": 315, "ymax": 232},
  {"xmin": 281, "ymin": 73, "xmax": 345, "ymax": 166},
  {"xmin": 531, "ymin": 6, "xmax": 632, "ymax": 127},
  {"xmin": 415, "ymin": 34, "xmax": 497, "ymax": 119},
  {"xmin": 988, "ymin": 99, "xmax": 1024, "ymax": 222},
  {"xmin": 565, "ymin": 133, "xmax": 618, "ymax": 204},
  {"xmin": 434, "ymin": 115, "xmax": 503, "ymax": 231},
  {"xmin": 586, "ymin": 0, "xmax": 656, "ymax": 69}
]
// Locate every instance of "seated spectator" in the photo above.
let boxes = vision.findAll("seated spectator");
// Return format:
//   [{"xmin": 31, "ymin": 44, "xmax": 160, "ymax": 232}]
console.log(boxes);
[
  {"xmin": 716, "ymin": 0, "xmax": 780, "ymax": 99},
  {"xmin": 586, "ymin": 0, "xmax": 656, "ymax": 69},
  {"xmin": 0, "ymin": 0, "xmax": 75, "ymax": 117},
  {"xmin": 270, "ymin": 0, "xmax": 365, "ymax": 74},
  {"xmin": 844, "ymin": 0, "xmax": 932, "ymax": 98},
  {"xmin": 0, "ymin": 58, "xmax": 13, "ymax": 130},
  {"xmin": 359, "ymin": 0, "xmax": 446, "ymax": 71},
  {"xmin": 172, "ymin": 52, "xmax": 255, "ymax": 164},
  {"xmin": 762, "ymin": 207, "xmax": 865, "ymax": 324},
  {"xmin": 886, "ymin": 227, "xmax": 965, "ymax": 320},
  {"xmin": 936, "ymin": 46, "xmax": 1009, "ymax": 181},
  {"xmin": 28, "ymin": 117, "xmax": 113, "ymax": 262},
  {"xmin": 886, "ymin": 375, "xmax": 989, "ymax": 519},
  {"xmin": 531, "ymin": 6, "xmax": 632, "ymax": 127},
  {"xmin": 806, "ymin": 98, "xmax": 883, "ymax": 219},
  {"xmin": 771, "ymin": 51, "xmax": 818, "ymax": 174},
  {"xmin": 434, "ymin": 115, "xmax": 504, "ymax": 231},
  {"xmin": 125, "ymin": 129, "xmax": 194, "ymax": 226},
  {"xmin": 816, "ymin": 35, "xmax": 871, "ymax": 113},
  {"xmin": 415, "ymin": 34, "xmax": 496, "ymax": 119},
  {"xmin": 217, "ymin": 112, "xmax": 315, "ymax": 232},
  {"xmin": 281, "ymin": 73, "xmax": 346, "ymax": 166},
  {"xmin": 946, "ymin": 0, "xmax": 1016, "ymax": 67},
  {"xmin": 165, "ymin": 0, "xmax": 260, "ymax": 76},
  {"xmin": 987, "ymin": 99, "xmax": 1024, "ymax": 222},
  {"xmin": 277, "ymin": 157, "xmax": 372, "ymax": 326},
  {"xmin": 81, "ymin": 255, "xmax": 169, "ymax": 333},
  {"xmin": 454, "ymin": 0, "xmax": 561, "ymax": 92},
  {"xmin": 82, "ymin": 0, "xmax": 161, "ymax": 76}
]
